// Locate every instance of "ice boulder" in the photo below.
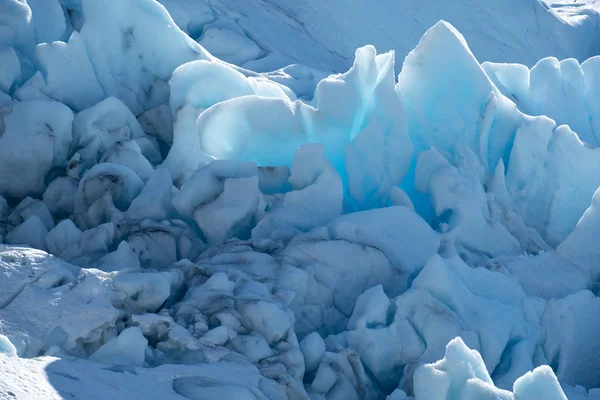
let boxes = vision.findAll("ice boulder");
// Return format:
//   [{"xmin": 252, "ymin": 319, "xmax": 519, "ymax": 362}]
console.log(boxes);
[
  {"xmin": 172, "ymin": 160, "xmax": 265, "ymax": 245},
  {"xmin": 125, "ymin": 168, "xmax": 176, "ymax": 222},
  {"xmin": 0, "ymin": 100, "xmax": 73, "ymax": 199},
  {"xmin": 113, "ymin": 270, "xmax": 184, "ymax": 313},
  {"xmin": 163, "ymin": 59, "xmax": 294, "ymax": 183},
  {"xmin": 45, "ymin": 219, "xmax": 82, "ymax": 258},
  {"xmin": 252, "ymin": 144, "xmax": 343, "ymax": 240},
  {"xmin": 90, "ymin": 327, "xmax": 148, "ymax": 367},
  {"xmin": 412, "ymin": 337, "xmax": 568, "ymax": 400},
  {"xmin": 100, "ymin": 140, "xmax": 154, "ymax": 181},
  {"xmin": 72, "ymin": 97, "xmax": 146, "ymax": 170},
  {"xmin": 42, "ymin": 177, "xmax": 77, "ymax": 219},
  {"xmin": 36, "ymin": 31, "xmax": 104, "ymax": 111},
  {"xmin": 0, "ymin": 335, "xmax": 16, "ymax": 357},
  {"xmin": 6, "ymin": 215, "xmax": 48, "ymax": 251},
  {"xmin": 73, "ymin": 163, "xmax": 144, "ymax": 229}
]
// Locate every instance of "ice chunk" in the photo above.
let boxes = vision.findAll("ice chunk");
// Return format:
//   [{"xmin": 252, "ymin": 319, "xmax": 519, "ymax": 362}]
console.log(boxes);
[
  {"xmin": 513, "ymin": 366, "xmax": 568, "ymax": 400},
  {"xmin": 6, "ymin": 216, "xmax": 48, "ymax": 251},
  {"xmin": 126, "ymin": 168, "xmax": 176, "ymax": 222},
  {"xmin": 0, "ymin": 100, "xmax": 73, "ymax": 199},
  {"xmin": 36, "ymin": 31, "xmax": 104, "ymax": 111},
  {"xmin": 412, "ymin": 337, "xmax": 568, "ymax": 400},
  {"xmin": 72, "ymin": 97, "xmax": 146, "ymax": 169},
  {"xmin": 96, "ymin": 240, "xmax": 140, "ymax": 272},
  {"xmin": 73, "ymin": 163, "xmax": 144, "ymax": 229},
  {"xmin": 100, "ymin": 140, "xmax": 154, "ymax": 181},
  {"xmin": 45, "ymin": 219, "xmax": 82, "ymax": 257},
  {"xmin": 399, "ymin": 21, "xmax": 496, "ymax": 163},
  {"xmin": 169, "ymin": 59, "xmax": 254, "ymax": 115},
  {"xmin": 347, "ymin": 285, "xmax": 389, "ymax": 330},
  {"xmin": 172, "ymin": 160, "xmax": 264, "ymax": 245},
  {"xmin": 252, "ymin": 144, "xmax": 343, "ymax": 240},
  {"xmin": 413, "ymin": 337, "xmax": 512, "ymax": 400},
  {"xmin": 324, "ymin": 206, "xmax": 439, "ymax": 275},
  {"xmin": 8, "ymin": 197, "xmax": 55, "ymax": 231},
  {"xmin": 90, "ymin": 327, "xmax": 147, "ymax": 367},
  {"xmin": 238, "ymin": 300, "xmax": 291, "ymax": 345},
  {"xmin": 114, "ymin": 270, "xmax": 183, "ymax": 312},
  {"xmin": 300, "ymin": 332, "xmax": 325, "ymax": 373},
  {"xmin": 0, "ymin": 334, "xmax": 17, "ymax": 357},
  {"xmin": 43, "ymin": 177, "xmax": 78, "ymax": 219}
]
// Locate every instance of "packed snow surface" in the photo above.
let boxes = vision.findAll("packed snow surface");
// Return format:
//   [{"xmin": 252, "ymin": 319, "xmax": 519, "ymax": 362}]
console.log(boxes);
[{"xmin": 2, "ymin": 0, "xmax": 600, "ymax": 399}]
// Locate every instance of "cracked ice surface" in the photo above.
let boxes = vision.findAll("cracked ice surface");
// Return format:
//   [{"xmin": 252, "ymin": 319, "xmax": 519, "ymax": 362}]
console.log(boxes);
[{"xmin": 2, "ymin": 0, "xmax": 600, "ymax": 399}]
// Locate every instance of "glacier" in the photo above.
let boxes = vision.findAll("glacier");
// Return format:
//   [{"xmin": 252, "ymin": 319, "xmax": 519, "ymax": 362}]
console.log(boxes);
[{"xmin": 2, "ymin": 0, "xmax": 600, "ymax": 399}]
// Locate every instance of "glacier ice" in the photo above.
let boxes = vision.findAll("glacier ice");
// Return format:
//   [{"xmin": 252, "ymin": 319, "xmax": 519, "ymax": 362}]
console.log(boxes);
[{"xmin": 1, "ymin": 0, "xmax": 600, "ymax": 398}]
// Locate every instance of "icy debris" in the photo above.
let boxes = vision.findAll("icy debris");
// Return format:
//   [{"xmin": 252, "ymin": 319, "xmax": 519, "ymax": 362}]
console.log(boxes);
[{"xmin": 90, "ymin": 327, "xmax": 148, "ymax": 367}]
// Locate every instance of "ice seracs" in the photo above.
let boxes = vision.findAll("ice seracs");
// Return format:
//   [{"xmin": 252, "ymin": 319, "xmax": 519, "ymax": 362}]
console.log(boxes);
[{"xmin": 1, "ymin": 0, "xmax": 600, "ymax": 397}]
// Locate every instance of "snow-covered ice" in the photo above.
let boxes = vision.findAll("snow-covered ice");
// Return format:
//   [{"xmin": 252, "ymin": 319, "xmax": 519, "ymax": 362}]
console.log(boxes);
[{"xmin": 1, "ymin": 0, "xmax": 600, "ymax": 398}]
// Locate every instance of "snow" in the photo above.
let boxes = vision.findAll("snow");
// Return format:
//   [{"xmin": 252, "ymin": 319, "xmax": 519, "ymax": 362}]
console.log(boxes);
[{"xmin": 1, "ymin": 0, "xmax": 600, "ymax": 398}]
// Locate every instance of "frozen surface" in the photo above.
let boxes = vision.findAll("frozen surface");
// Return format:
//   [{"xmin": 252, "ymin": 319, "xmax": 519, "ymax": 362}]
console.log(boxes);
[{"xmin": 1, "ymin": 0, "xmax": 600, "ymax": 399}]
